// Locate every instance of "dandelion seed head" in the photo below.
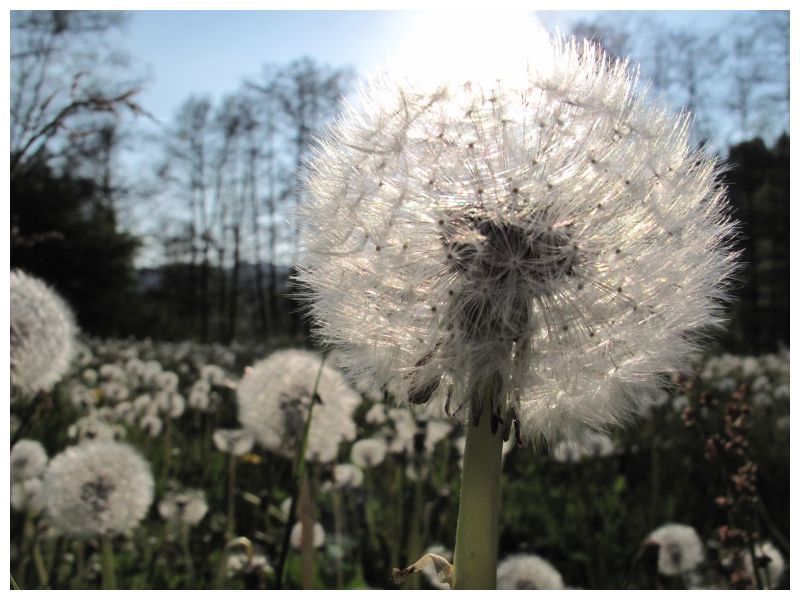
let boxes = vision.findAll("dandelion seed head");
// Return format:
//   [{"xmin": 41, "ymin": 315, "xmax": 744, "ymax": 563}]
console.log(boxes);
[
  {"xmin": 497, "ymin": 553, "xmax": 565, "ymax": 589},
  {"xmin": 350, "ymin": 437, "xmax": 388, "ymax": 469},
  {"xmin": 11, "ymin": 439, "xmax": 48, "ymax": 482},
  {"xmin": 297, "ymin": 33, "xmax": 738, "ymax": 444},
  {"xmin": 212, "ymin": 428, "xmax": 255, "ymax": 456},
  {"xmin": 68, "ymin": 415, "xmax": 125, "ymax": 443},
  {"xmin": 237, "ymin": 350, "xmax": 359, "ymax": 463},
  {"xmin": 42, "ymin": 441, "xmax": 153, "ymax": 538},
  {"xmin": 10, "ymin": 270, "xmax": 77, "ymax": 396},
  {"xmin": 289, "ymin": 521, "xmax": 326, "ymax": 549},
  {"xmin": 742, "ymin": 541, "xmax": 785, "ymax": 589},
  {"xmin": 365, "ymin": 403, "xmax": 388, "ymax": 425},
  {"xmin": 12, "ymin": 477, "xmax": 45, "ymax": 513},
  {"xmin": 646, "ymin": 523, "xmax": 704, "ymax": 576},
  {"xmin": 332, "ymin": 463, "xmax": 364, "ymax": 489},
  {"xmin": 158, "ymin": 489, "xmax": 208, "ymax": 526}
]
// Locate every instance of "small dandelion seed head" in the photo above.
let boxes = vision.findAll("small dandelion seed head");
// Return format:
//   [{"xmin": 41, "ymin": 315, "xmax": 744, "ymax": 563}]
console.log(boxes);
[
  {"xmin": 350, "ymin": 437, "xmax": 388, "ymax": 469},
  {"xmin": 11, "ymin": 270, "xmax": 77, "ymax": 397},
  {"xmin": 741, "ymin": 541, "xmax": 785, "ymax": 589},
  {"xmin": 212, "ymin": 428, "xmax": 255, "ymax": 456},
  {"xmin": 331, "ymin": 463, "xmax": 365, "ymax": 489},
  {"xmin": 289, "ymin": 521, "xmax": 326, "ymax": 550},
  {"xmin": 237, "ymin": 350, "xmax": 360, "ymax": 463},
  {"xmin": 42, "ymin": 441, "xmax": 154, "ymax": 538},
  {"xmin": 12, "ymin": 477, "xmax": 46, "ymax": 514},
  {"xmin": 158, "ymin": 489, "xmax": 208, "ymax": 526},
  {"xmin": 11, "ymin": 439, "xmax": 48, "ymax": 482},
  {"xmin": 497, "ymin": 553, "xmax": 565, "ymax": 590},
  {"xmin": 646, "ymin": 523, "xmax": 705, "ymax": 576},
  {"xmin": 297, "ymin": 33, "xmax": 738, "ymax": 445}
]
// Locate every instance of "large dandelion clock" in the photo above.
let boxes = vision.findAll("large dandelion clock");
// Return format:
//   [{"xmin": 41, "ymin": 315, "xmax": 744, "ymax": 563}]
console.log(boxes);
[
  {"xmin": 297, "ymin": 32, "xmax": 737, "ymax": 446},
  {"xmin": 11, "ymin": 270, "xmax": 77, "ymax": 396},
  {"xmin": 42, "ymin": 441, "xmax": 154, "ymax": 538}
]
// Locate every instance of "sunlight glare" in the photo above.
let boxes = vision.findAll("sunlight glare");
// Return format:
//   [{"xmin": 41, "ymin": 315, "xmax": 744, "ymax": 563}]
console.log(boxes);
[{"xmin": 383, "ymin": 11, "xmax": 549, "ymax": 85}]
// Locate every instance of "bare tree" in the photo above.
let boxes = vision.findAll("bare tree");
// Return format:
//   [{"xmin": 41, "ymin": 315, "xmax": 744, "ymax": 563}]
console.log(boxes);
[{"xmin": 10, "ymin": 10, "xmax": 147, "ymax": 175}]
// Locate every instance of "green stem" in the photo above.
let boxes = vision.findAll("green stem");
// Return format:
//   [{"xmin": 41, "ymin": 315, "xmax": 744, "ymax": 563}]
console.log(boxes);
[
  {"xmin": 299, "ymin": 473, "xmax": 315, "ymax": 590},
  {"xmin": 181, "ymin": 523, "xmax": 196, "ymax": 584},
  {"xmin": 452, "ymin": 403, "xmax": 504, "ymax": 590},
  {"xmin": 101, "ymin": 536, "xmax": 117, "ymax": 590},
  {"xmin": 275, "ymin": 354, "xmax": 327, "ymax": 589},
  {"xmin": 226, "ymin": 454, "xmax": 237, "ymax": 540},
  {"xmin": 332, "ymin": 490, "xmax": 344, "ymax": 589},
  {"xmin": 32, "ymin": 538, "xmax": 49, "ymax": 588}
]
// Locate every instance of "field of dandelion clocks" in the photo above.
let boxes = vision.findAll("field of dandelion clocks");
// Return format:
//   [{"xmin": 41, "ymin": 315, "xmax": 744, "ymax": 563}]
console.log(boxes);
[{"xmin": 9, "ymin": 10, "xmax": 790, "ymax": 591}]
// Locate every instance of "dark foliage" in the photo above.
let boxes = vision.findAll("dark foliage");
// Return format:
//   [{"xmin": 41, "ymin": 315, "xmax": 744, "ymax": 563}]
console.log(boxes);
[{"xmin": 10, "ymin": 158, "xmax": 141, "ymax": 337}]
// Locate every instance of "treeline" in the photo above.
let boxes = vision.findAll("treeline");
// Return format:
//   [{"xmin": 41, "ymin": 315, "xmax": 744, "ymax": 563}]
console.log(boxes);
[{"xmin": 9, "ymin": 11, "xmax": 790, "ymax": 353}]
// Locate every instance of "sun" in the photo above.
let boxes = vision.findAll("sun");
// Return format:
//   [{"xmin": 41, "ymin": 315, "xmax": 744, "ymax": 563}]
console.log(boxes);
[{"xmin": 383, "ymin": 11, "xmax": 548, "ymax": 85}]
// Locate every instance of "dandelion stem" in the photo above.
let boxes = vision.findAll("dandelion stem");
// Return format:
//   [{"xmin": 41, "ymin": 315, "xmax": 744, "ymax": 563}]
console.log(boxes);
[
  {"xmin": 299, "ymin": 473, "xmax": 315, "ymax": 589},
  {"xmin": 452, "ymin": 389, "xmax": 504, "ymax": 590},
  {"xmin": 275, "ymin": 353, "xmax": 327, "ymax": 589},
  {"xmin": 32, "ymin": 538, "xmax": 49, "ymax": 588},
  {"xmin": 101, "ymin": 536, "xmax": 117, "ymax": 590},
  {"xmin": 226, "ymin": 454, "xmax": 237, "ymax": 540},
  {"xmin": 180, "ymin": 522, "xmax": 196, "ymax": 583}
]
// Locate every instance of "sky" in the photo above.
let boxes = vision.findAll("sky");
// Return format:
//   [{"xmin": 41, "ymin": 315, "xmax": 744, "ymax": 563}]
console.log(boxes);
[{"xmin": 113, "ymin": 10, "xmax": 743, "ymax": 125}]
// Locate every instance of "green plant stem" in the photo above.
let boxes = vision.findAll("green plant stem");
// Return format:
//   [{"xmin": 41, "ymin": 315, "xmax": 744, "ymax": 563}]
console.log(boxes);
[
  {"xmin": 299, "ymin": 473, "xmax": 315, "ymax": 590},
  {"xmin": 332, "ymin": 490, "xmax": 344, "ymax": 589},
  {"xmin": 452, "ymin": 403, "xmax": 504, "ymax": 590},
  {"xmin": 101, "ymin": 536, "xmax": 116, "ymax": 590},
  {"xmin": 180, "ymin": 523, "xmax": 196, "ymax": 584},
  {"xmin": 226, "ymin": 454, "xmax": 237, "ymax": 540},
  {"xmin": 32, "ymin": 539, "xmax": 49, "ymax": 588},
  {"xmin": 275, "ymin": 354, "xmax": 327, "ymax": 589}
]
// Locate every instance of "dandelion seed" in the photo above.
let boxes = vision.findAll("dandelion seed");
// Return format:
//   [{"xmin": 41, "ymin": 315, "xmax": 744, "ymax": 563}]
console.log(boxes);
[
  {"xmin": 10, "ymin": 270, "xmax": 76, "ymax": 396},
  {"xmin": 42, "ymin": 441, "xmax": 154, "ymax": 538},
  {"xmin": 496, "ymin": 553, "xmax": 565, "ymax": 589},
  {"xmin": 237, "ymin": 349, "xmax": 360, "ymax": 463},
  {"xmin": 296, "ymin": 34, "xmax": 738, "ymax": 445},
  {"xmin": 645, "ymin": 523, "xmax": 704, "ymax": 576}
]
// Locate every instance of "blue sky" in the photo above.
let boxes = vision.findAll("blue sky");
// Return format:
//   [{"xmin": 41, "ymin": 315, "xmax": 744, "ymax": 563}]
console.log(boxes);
[{"xmin": 115, "ymin": 10, "xmax": 741, "ymax": 124}]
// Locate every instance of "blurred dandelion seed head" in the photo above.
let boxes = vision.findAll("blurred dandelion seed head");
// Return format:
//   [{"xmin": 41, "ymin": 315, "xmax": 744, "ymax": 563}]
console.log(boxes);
[
  {"xmin": 11, "ymin": 439, "xmax": 48, "ymax": 482},
  {"xmin": 290, "ymin": 521, "xmax": 326, "ymax": 549},
  {"xmin": 237, "ymin": 349, "xmax": 360, "ymax": 463},
  {"xmin": 11, "ymin": 270, "xmax": 77, "ymax": 396},
  {"xmin": 297, "ymin": 31, "xmax": 738, "ymax": 445},
  {"xmin": 42, "ymin": 440, "xmax": 154, "ymax": 538},
  {"xmin": 158, "ymin": 489, "xmax": 209, "ymax": 526},
  {"xmin": 497, "ymin": 553, "xmax": 565, "ymax": 589},
  {"xmin": 350, "ymin": 437, "xmax": 388, "ymax": 469},
  {"xmin": 213, "ymin": 428, "xmax": 256, "ymax": 456},
  {"xmin": 646, "ymin": 523, "xmax": 704, "ymax": 576}
]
